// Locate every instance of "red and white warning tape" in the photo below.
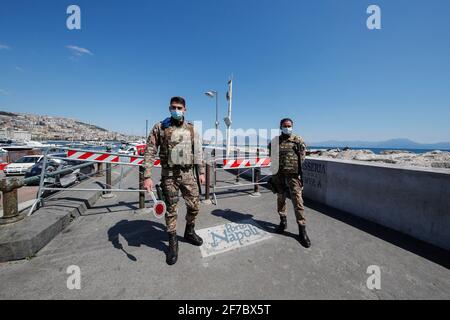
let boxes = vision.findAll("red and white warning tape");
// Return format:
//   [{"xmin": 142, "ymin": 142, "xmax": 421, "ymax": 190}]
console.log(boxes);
[{"xmin": 222, "ymin": 158, "xmax": 271, "ymax": 169}]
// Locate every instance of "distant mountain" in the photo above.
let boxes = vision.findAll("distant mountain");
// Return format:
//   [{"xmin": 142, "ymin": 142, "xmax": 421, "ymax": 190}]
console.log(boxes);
[
  {"xmin": 216, "ymin": 135, "xmax": 450, "ymax": 150},
  {"xmin": 309, "ymin": 138, "xmax": 450, "ymax": 150}
]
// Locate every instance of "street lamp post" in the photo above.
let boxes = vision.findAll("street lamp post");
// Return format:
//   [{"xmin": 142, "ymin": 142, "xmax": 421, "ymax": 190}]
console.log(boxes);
[
  {"xmin": 145, "ymin": 119, "xmax": 148, "ymax": 138},
  {"xmin": 204, "ymin": 91, "xmax": 219, "ymax": 155}
]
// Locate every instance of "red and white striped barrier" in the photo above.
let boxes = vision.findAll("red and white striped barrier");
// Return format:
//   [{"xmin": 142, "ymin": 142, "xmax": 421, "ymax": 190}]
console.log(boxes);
[
  {"xmin": 67, "ymin": 150, "xmax": 120, "ymax": 163},
  {"xmin": 67, "ymin": 150, "xmax": 161, "ymax": 167},
  {"xmin": 222, "ymin": 158, "xmax": 271, "ymax": 169},
  {"xmin": 67, "ymin": 150, "xmax": 272, "ymax": 169},
  {"xmin": 129, "ymin": 157, "xmax": 161, "ymax": 167}
]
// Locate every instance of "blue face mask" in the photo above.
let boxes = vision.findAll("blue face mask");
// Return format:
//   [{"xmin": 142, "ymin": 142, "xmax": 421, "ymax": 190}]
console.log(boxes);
[
  {"xmin": 281, "ymin": 127, "xmax": 293, "ymax": 135},
  {"xmin": 170, "ymin": 110, "xmax": 184, "ymax": 120}
]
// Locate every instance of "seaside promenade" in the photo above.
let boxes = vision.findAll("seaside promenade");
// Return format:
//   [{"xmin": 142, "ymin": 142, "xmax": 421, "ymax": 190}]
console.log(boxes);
[{"xmin": 0, "ymin": 168, "xmax": 449, "ymax": 299}]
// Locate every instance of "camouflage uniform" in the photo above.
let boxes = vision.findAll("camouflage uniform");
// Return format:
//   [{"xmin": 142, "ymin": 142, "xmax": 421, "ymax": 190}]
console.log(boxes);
[
  {"xmin": 269, "ymin": 134, "xmax": 307, "ymax": 225},
  {"xmin": 143, "ymin": 117, "xmax": 204, "ymax": 233}
]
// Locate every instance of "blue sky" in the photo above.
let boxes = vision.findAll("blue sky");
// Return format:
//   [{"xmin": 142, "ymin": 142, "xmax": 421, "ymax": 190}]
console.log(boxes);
[{"xmin": 1, "ymin": 0, "xmax": 449, "ymax": 143}]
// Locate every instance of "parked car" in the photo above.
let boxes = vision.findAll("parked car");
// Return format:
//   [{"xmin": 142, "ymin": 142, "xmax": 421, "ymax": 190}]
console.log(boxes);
[
  {"xmin": 118, "ymin": 144, "xmax": 146, "ymax": 156},
  {"xmin": 4, "ymin": 155, "xmax": 43, "ymax": 176},
  {"xmin": 0, "ymin": 162, "xmax": 8, "ymax": 171},
  {"xmin": 24, "ymin": 153, "xmax": 96, "ymax": 187}
]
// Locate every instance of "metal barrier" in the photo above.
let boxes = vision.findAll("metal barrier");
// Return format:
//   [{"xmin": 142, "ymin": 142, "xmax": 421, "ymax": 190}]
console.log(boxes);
[
  {"xmin": 209, "ymin": 149, "xmax": 272, "ymax": 205},
  {"xmin": 23, "ymin": 147, "xmax": 166, "ymax": 218},
  {"xmin": 1, "ymin": 145, "xmax": 272, "ymax": 223},
  {"xmin": 1, "ymin": 152, "xmax": 97, "ymax": 224}
]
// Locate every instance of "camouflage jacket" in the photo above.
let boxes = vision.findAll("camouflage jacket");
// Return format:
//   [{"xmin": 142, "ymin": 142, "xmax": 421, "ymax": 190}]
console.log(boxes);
[
  {"xmin": 268, "ymin": 134, "xmax": 306, "ymax": 175},
  {"xmin": 143, "ymin": 117, "xmax": 205, "ymax": 179}
]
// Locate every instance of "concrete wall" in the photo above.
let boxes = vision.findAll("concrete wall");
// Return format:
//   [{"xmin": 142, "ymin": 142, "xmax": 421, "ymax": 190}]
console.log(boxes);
[{"xmin": 302, "ymin": 157, "xmax": 450, "ymax": 251}]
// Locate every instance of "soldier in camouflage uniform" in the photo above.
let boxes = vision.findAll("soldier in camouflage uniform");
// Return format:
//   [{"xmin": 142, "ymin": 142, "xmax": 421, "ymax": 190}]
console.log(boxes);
[
  {"xmin": 268, "ymin": 118, "xmax": 311, "ymax": 248},
  {"xmin": 143, "ymin": 96, "xmax": 205, "ymax": 265}
]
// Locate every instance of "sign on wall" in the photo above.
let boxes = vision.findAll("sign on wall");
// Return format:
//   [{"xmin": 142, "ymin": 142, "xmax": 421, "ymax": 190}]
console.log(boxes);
[{"xmin": 302, "ymin": 159, "xmax": 328, "ymax": 202}]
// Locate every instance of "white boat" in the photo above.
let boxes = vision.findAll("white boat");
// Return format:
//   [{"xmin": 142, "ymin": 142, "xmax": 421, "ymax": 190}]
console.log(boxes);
[
  {"xmin": 15, "ymin": 140, "xmax": 58, "ymax": 148},
  {"xmin": 0, "ymin": 141, "xmax": 61, "ymax": 152}
]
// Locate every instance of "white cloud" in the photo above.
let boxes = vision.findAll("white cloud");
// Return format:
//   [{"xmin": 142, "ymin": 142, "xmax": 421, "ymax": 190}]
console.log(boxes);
[
  {"xmin": 15, "ymin": 66, "xmax": 24, "ymax": 72},
  {"xmin": 66, "ymin": 45, "xmax": 93, "ymax": 56},
  {"xmin": 0, "ymin": 44, "xmax": 11, "ymax": 50},
  {"xmin": 0, "ymin": 89, "xmax": 10, "ymax": 96}
]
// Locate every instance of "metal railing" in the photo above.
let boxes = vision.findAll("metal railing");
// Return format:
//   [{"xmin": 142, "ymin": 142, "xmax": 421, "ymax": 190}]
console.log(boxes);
[
  {"xmin": 208, "ymin": 149, "xmax": 271, "ymax": 205},
  {"xmin": 0, "ymin": 146, "xmax": 164, "ymax": 223},
  {"xmin": 0, "ymin": 146, "xmax": 272, "ymax": 224}
]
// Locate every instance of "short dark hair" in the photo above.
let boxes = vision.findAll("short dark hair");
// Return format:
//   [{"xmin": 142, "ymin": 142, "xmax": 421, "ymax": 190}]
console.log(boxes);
[
  {"xmin": 170, "ymin": 96, "xmax": 186, "ymax": 107},
  {"xmin": 280, "ymin": 118, "xmax": 294, "ymax": 128}
]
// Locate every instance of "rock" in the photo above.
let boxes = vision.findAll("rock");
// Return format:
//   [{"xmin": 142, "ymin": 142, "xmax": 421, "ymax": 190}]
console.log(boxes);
[
  {"xmin": 310, "ymin": 148, "xmax": 450, "ymax": 169},
  {"xmin": 366, "ymin": 157, "xmax": 398, "ymax": 164},
  {"xmin": 431, "ymin": 162, "xmax": 450, "ymax": 169},
  {"xmin": 336, "ymin": 150, "xmax": 375, "ymax": 161},
  {"xmin": 316, "ymin": 150, "xmax": 340, "ymax": 158},
  {"xmin": 426, "ymin": 150, "xmax": 444, "ymax": 155},
  {"xmin": 380, "ymin": 150, "xmax": 413, "ymax": 155}
]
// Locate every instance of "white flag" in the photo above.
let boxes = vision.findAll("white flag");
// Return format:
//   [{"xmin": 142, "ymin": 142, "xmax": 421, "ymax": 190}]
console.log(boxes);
[{"xmin": 226, "ymin": 79, "xmax": 232, "ymax": 101}]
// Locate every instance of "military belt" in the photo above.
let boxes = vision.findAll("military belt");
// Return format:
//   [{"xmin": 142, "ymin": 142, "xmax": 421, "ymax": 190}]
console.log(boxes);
[{"xmin": 161, "ymin": 166, "xmax": 193, "ymax": 177}]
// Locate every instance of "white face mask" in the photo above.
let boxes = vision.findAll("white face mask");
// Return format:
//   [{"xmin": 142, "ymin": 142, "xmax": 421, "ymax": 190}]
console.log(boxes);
[{"xmin": 281, "ymin": 127, "xmax": 293, "ymax": 135}]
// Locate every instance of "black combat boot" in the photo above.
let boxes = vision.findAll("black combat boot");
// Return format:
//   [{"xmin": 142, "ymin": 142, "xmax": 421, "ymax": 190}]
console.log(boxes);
[
  {"xmin": 184, "ymin": 223, "xmax": 203, "ymax": 246},
  {"xmin": 298, "ymin": 224, "xmax": 311, "ymax": 248},
  {"xmin": 276, "ymin": 216, "xmax": 287, "ymax": 234},
  {"xmin": 166, "ymin": 231, "xmax": 178, "ymax": 265}
]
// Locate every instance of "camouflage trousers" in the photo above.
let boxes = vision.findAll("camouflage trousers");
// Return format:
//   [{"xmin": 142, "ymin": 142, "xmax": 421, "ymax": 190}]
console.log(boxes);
[
  {"xmin": 275, "ymin": 174, "xmax": 306, "ymax": 225},
  {"xmin": 160, "ymin": 173, "xmax": 200, "ymax": 233}
]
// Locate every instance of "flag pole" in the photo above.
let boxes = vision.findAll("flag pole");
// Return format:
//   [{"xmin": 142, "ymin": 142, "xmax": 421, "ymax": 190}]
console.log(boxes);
[{"xmin": 225, "ymin": 76, "xmax": 233, "ymax": 158}]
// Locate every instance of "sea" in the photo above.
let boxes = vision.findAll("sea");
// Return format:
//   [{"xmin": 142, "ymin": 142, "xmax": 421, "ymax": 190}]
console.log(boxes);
[{"xmin": 308, "ymin": 146, "xmax": 450, "ymax": 155}]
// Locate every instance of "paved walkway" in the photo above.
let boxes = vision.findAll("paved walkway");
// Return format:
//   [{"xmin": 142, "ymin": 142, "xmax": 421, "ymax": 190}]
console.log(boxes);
[{"xmin": 0, "ymin": 170, "xmax": 449, "ymax": 299}]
